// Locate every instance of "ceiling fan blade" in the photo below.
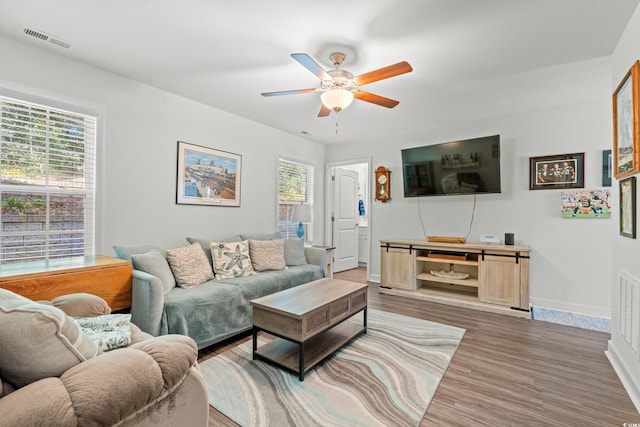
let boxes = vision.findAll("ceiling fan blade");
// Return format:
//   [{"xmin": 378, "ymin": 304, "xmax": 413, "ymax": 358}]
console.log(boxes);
[
  {"xmin": 261, "ymin": 88, "xmax": 317, "ymax": 97},
  {"xmin": 318, "ymin": 104, "xmax": 331, "ymax": 117},
  {"xmin": 352, "ymin": 61, "xmax": 413, "ymax": 86},
  {"xmin": 354, "ymin": 91, "xmax": 400, "ymax": 108},
  {"xmin": 291, "ymin": 53, "xmax": 332, "ymax": 81}
]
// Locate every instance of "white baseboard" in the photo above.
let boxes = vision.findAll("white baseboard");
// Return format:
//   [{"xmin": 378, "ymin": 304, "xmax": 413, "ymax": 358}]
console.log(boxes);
[
  {"xmin": 606, "ymin": 340, "xmax": 640, "ymax": 414},
  {"xmin": 368, "ymin": 274, "xmax": 380, "ymax": 283},
  {"xmin": 529, "ymin": 296, "xmax": 610, "ymax": 318}
]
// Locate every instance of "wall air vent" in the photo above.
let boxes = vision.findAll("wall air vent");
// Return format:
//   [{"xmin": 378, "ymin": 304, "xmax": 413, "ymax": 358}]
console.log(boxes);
[{"xmin": 23, "ymin": 27, "xmax": 71, "ymax": 49}]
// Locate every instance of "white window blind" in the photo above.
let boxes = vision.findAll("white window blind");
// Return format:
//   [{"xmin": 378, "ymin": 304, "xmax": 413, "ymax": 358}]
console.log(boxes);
[
  {"xmin": 0, "ymin": 95, "xmax": 97, "ymax": 263},
  {"xmin": 277, "ymin": 157, "xmax": 314, "ymax": 240}
]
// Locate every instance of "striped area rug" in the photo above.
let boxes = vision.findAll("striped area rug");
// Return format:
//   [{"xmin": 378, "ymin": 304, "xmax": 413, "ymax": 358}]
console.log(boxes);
[{"xmin": 200, "ymin": 309, "xmax": 465, "ymax": 427}]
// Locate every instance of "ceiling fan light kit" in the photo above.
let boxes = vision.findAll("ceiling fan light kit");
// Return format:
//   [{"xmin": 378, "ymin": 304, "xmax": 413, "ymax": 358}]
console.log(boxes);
[
  {"xmin": 261, "ymin": 51, "xmax": 412, "ymax": 118},
  {"xmin": 320, "ymin": 88, "xmax": 354, "ymax": 112}
]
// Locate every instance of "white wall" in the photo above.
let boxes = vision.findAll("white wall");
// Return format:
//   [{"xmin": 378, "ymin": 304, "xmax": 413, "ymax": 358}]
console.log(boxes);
[
  {"xmin": 609, "ymin": 2, "xmax": 640, "ymax": 412},
  {"xmin": 0, "ymin": 35, "xmax": 326, "ymax": 254},
  {"xmin": 327, "ymin": 94, "xmax": 613, "ymax": 318}
]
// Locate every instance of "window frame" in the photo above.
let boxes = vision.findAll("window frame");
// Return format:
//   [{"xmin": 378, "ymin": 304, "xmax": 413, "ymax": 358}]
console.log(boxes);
[
  {"xmin": 276, "ymin": 156, "xmax": 315, "ymax": 241},
  {"xmin": 0, "ymin": 91, "xmax": 99, "ymax": 263}
]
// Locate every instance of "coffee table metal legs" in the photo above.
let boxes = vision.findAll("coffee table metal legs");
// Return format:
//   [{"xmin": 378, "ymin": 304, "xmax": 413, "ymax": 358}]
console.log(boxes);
[
  {"xmin": 252, "ymin": 327, "xmax": 258, "ymax": 360},
  {"xmin": 299, "ymin": 342, "xmax": 305, "ymax": 381},
  {"xmin": 252, "ymin": 308, "xmax": 367, "ymax": 382}
]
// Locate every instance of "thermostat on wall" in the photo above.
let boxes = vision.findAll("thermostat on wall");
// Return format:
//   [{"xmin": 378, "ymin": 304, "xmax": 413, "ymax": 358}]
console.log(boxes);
[{"xmin": 480, "ymin": 234, "xmax": 500, "ymax": 244}]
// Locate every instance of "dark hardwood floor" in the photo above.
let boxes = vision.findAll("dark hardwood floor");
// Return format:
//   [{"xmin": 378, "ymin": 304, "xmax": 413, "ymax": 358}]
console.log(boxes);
[{"xmin": 200, "ymin": 267, "xmax": 640, "ymax": 426}]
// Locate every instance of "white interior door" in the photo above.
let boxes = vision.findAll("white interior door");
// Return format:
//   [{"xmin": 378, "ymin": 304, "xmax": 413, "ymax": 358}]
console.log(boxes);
[{"xmin": 332, "ymin": 168, "xmax": 359, "ymax": 272}]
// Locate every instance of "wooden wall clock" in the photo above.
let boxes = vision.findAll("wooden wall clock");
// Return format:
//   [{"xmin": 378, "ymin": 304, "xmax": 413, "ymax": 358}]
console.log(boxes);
[{"xmin": 375, "ymin": 166, "xmax": 391, "ymax": 202}]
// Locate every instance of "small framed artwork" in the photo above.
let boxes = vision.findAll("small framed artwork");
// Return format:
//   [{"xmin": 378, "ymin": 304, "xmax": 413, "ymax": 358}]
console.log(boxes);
[
  {"xmin": 529, "ymin": 152, "xmax": 585, "ymax": 190},
  {"xmin": 561, "ymin": 189, "xmax": 611, "ymax": 219},
  {"xmin": 620, "ymin": 176, "xmax": 636, "ymax": 238},
  {"xmin": 602, "ymin": 149, "xmax": 612, "ymax": 187},
  {"xmin": 613, "ymin": 60, "xmax": 640, "ymax": 179},
  {"xmin": 176, "ymin": 141, "xmax": 241, "ymax": 207}
]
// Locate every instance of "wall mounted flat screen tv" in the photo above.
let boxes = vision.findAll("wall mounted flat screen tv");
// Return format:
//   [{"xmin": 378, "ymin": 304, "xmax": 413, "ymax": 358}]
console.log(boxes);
[{"xmin": 401, "ymin": 135, "xmax": 501, "ymax": 197}]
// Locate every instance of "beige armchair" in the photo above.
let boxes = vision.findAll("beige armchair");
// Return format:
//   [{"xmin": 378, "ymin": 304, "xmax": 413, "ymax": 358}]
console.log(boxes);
[{"xmin": 0, "ymin": 290, "xmax": 209, "ymax": 427}]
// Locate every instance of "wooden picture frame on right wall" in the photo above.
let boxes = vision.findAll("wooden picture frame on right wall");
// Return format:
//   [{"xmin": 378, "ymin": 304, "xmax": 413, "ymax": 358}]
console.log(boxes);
[
  {"xmin": 619, "ymin": 176, "xmax": 636, "ymax": 239},
  {"xmin": 613, "ymin": 60, "xmax": 640, "ymax": 179}
]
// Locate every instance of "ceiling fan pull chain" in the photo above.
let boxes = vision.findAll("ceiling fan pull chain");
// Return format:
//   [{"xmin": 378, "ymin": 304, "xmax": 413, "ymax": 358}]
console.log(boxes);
[{"xmin": 335, "ymin": 110, "xmax": 339, "ymax": 134}]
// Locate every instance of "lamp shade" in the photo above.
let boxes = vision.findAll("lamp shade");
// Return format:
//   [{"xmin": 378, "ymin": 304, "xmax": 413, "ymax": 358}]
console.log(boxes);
[
  {"xmin": 291, "ymin": 204, "xmax": 312, "ymax": 223},
  {"xmin": 320, "ymin": 89, "xmax": 354, "ymax": 111}
]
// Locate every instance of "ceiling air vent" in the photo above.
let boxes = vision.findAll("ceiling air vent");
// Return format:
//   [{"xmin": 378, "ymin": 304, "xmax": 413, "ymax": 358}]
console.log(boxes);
[{"xmin": 23, "ymin": 27, "xmax": 71, "ymax": 49}]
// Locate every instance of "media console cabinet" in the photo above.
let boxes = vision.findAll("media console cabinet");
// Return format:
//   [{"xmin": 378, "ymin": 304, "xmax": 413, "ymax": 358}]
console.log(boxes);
[{"xmin": 380, "ymin": 239, "xmax": 531, "ymax": 318}]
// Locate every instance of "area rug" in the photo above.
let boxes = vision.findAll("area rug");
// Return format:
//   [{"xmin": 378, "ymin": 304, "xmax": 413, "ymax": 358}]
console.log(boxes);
[{"xmin": 199, "ymin": 309, "xmax": 465, "ymax": 427}]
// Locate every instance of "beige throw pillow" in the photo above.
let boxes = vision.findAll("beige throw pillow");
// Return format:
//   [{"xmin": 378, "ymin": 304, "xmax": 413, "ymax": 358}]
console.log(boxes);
[
  {"xmin": 0, "ymin": 289, "xmax": 101, "ymax": 388},
  {"xmin": 249, "ymin": 239, "xmax": 287, "ymax": 272},
  {"xmin": 210, "ymin": 240, "xmax": 256, "ymax": 279},
  {"xmin": 165, "ymin": 243, "xmax": 214, "ymax": 288}
]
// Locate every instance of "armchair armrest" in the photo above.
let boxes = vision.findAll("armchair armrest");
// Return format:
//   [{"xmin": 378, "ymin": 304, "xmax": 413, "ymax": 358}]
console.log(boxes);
[
  {"xmin": 304, "ymin": 246, "xmax": 327, "ymax": 276},
  {"xmin": 0, "ymin": 336, "xmax": 202, "ymax": 427},
  {"xmin": 130, "ymin": 269, "xmax": 166, "ymax": 336}
]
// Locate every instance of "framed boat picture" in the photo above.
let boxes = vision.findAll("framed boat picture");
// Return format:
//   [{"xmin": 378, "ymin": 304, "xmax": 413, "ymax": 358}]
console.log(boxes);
[
  {"xmin": 613, "ymin": 60, "xmax": 640, "ymax": 179},
  {"xmin": 176, "ymin": 141, "xmax": 241, "ymax": 207}
]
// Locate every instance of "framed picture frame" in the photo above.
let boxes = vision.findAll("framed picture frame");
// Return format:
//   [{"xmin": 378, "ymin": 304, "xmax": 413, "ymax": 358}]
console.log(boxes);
[
  {"xmin": 619, "ymin": 176, "xmax": 636, "ymax": 238},
  {"xmin": 602, "ymin": 149, "xmax": 612, "ymax": 187},
  {"xmin": 529, "ymin": 152, "xmax": 585, "ymax": 190},
  {"xmin": 176, "ymin": 141, "xmax": 241, "ymax": 207},
  {"xmin": 561, "ymin": 189, "xmax": 611, "ymax": 219},
  {"xmin": 613, "ymin": 60, "xmax": 640, "ymax": 180}
]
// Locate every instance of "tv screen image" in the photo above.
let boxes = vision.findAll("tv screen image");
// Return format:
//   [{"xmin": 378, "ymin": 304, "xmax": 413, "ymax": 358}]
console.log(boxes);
[{"xmin": 401, "ymin": 135, "xmax": 501, "ymax": 197}]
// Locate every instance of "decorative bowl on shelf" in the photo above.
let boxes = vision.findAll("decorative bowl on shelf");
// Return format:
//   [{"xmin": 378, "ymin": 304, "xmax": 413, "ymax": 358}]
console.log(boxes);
[{"xmin": 430, "ymin": 270, "xmax": 469, "ymax": 280}]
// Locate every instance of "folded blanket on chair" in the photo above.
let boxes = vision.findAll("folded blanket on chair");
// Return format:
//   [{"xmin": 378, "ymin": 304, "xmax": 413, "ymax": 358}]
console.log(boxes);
[{"xmin": 75, "ymin": 314, "xmax": 132, "ymax": 351}]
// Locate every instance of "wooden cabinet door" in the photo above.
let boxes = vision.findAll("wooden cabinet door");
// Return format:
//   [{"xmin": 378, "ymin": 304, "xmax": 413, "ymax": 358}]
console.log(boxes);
[
  {"xmin": 380, "ymin": 247, "xmax": 416, "ymax": 290},
  {"xmin": 480, "ymin": 255, "xmax": 520, "ymax": 307}
]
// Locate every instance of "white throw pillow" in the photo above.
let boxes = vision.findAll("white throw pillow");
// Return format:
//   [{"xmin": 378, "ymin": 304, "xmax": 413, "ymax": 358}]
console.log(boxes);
[
  {"xmin": 210, "ymin": 240, "xmax": 256, "ymax": 279},
  {"xmin": 75, "ymin": 314, "xmax": 132, "ymax": 351}
]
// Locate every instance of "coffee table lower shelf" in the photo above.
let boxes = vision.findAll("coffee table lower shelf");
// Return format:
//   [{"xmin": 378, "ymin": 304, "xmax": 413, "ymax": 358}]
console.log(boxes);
[{"xmin": 253, "ymin": 319, "xmax": 365, "ymax": 381}]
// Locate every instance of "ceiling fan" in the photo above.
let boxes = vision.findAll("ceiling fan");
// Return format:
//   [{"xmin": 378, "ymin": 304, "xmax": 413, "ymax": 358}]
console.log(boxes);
[{"xmin": 261, "ymin": 52, "xmax": 413, "ymax": 117}]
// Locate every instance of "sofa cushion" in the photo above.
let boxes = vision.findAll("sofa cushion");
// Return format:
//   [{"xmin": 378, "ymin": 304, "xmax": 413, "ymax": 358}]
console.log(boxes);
[
  {"xmin": 220, "ymin": 264, "xmax": 325, "ymax": 301},
  {"xmin": 112, "ymin": 241, "xmax": 190, "ymax": 261},
  {"xmin": 131, "ymin": 249, "xmax": 177, "ymax": 294},
  {"xmin": 239, "ymin": 232, "xmax": 282, "ymax": 241},
  {"xmin": 162, "ymin": 282, "xmax": 251, "ymax": 349},
  {"xmin": 0, "ymin": 289, "xmax": 101, "ymax": 388},
  {"xmin": 186, "ymin": 235, "xmax": 242, "ymax": 267},
  {"xmin": 283, "ymin": 238, "xmax": 308, "ymax": 266},
  {"xmin": 165, "ymin": 243, "xmax": 214, "ymax": 288},
  {"xmin": 249, "ymin": 239, "xmax": 287, "ymax": 272},
  {"xmin": 210, "ymin": 240, "xmax": 256, "ymax": 279}
]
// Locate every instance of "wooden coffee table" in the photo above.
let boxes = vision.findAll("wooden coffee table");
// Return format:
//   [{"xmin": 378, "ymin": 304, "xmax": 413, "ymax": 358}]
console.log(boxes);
[{"xmin": 250, "ymin": 278, "xmax": 367, "ymax": 381}]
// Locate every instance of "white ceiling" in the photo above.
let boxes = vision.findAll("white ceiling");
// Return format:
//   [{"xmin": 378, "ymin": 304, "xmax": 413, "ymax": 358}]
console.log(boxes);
[{"xmin": 0, "ymin": 0, "xmax": 638, "ymax": 145}]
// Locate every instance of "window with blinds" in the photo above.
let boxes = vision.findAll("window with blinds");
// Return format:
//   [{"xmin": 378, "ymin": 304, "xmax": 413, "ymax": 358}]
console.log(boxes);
[
  {"xmin": 277, "ymin": 157, "xmax": 314, "ymax": 240},
  {"xmin": 0, "ymin": 95, "xmax": 97, "ymax": 263}
]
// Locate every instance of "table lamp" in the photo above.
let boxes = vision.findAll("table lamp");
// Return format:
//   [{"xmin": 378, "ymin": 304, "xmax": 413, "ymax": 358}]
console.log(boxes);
[{"xmin": 291, "ymin": 204, "xmax": 312, "ymax": 239}]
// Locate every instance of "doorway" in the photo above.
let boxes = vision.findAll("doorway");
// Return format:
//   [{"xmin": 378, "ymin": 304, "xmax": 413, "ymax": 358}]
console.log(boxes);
[{"xmin": 326, "ymin": 158, "xmax": 371, "ymax": 280}]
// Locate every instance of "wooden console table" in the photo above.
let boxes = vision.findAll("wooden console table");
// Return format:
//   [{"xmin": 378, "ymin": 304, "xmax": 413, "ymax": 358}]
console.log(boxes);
[{"xmin": 0, "ymin": 255, "xmax": 132, "ymax": 311}]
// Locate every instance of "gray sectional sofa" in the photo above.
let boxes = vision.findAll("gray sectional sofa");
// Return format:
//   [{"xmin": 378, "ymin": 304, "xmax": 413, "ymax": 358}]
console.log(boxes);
[{"xmin": 113, "ymin": 233, "xmax": 326, "ymax": 349}]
